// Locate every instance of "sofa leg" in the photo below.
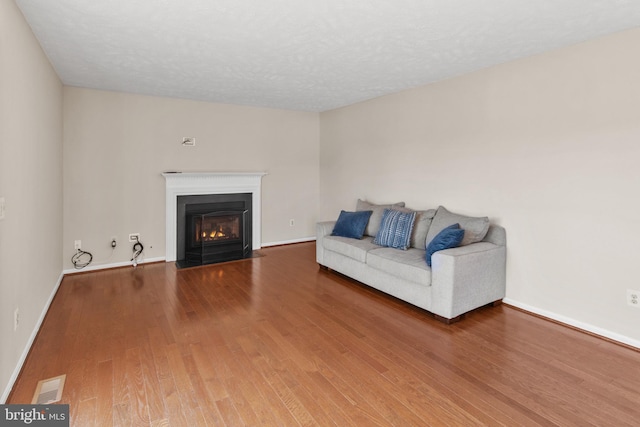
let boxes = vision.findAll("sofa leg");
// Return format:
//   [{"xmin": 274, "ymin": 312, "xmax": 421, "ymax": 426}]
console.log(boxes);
[
  {"xmin": 434, "ymin": 314, "xmax": 462, "ymax": 325},
  {"xmin": 435, "ymin": 300, "xmax": 502, "ymax": 324},
  {"xmin": 318, "ymin": 264, "xmax": 329, "ymax": 271}
]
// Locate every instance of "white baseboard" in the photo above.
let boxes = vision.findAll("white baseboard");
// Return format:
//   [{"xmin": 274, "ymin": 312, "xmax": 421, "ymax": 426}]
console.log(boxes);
[
  {"xmin": 62, "ymin": 256, "xmax": 166, "ymax": 275},
  {"xmin": 261, "ymin": 237, "xmax": 316, "ymax": 247},
  {"xmin": 503, "ymin": 298, "xmax": 640, "ymax": 350},
  {"xmin": 1, "ymin": 272, "xmax": 64, "ymax": 403}
]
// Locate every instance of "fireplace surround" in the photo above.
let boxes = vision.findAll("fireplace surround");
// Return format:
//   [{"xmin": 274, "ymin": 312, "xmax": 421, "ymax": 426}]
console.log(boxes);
[{"xmin": 162, "ymin": 172, "xmax": 267, "ymax": 263}]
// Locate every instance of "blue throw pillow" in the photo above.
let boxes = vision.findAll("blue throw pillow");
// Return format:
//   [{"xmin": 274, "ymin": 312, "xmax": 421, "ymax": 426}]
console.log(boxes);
[
  {"xmin": 331, "ymin": 210, "xmax": 373, "ymax": 239},
  {"xmin": 374, "ymin": 209, "xmax": 417, "ymax": 250},
  {"xmin": 425, "ymin": 223, "xmax": 464, "ymax": 266}
]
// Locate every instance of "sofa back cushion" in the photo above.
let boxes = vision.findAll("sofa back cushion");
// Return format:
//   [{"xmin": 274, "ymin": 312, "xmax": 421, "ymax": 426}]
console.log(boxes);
[
  {"xmin": 426, "ymin": 206, "xmax": 490, "ymax": 248},
  {"xmin": 410, "ymin": 209, "xmax": 437, "ymax": 250},
  {"xmin": 356, "ymin": 199, "xmax": 405, "ymax": 237}
]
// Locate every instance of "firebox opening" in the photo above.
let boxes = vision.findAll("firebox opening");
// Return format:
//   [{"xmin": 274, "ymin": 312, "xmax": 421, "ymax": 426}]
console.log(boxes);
[
  {"xmin": 176, "ymin": 193, "xmax": 252, "ymax": 268},
  {"xmin": 195, "ymin": 214, "xmax": 240, "ymax": 243}
]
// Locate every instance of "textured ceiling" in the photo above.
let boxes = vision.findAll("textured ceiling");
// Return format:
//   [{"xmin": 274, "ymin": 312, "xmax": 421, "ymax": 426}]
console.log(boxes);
[{"xmin": 15, "ymin": 0, "xmax": 640, "ymax": 112}]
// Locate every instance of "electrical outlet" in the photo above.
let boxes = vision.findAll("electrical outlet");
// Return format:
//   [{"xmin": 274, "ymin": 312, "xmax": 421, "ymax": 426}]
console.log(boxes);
[
  {"xmin": 14, "ymin": 307, "xmax": 19, "ymax": 331},
  {"xmin": 0, "ymin": 197, "xmax": 5, "ymax": 220},
  {"xmin": 627, "ymin": 289, "xmax": 640, "ymax": 308},
  {"xmin": 129, "ymin": 233, "xmax": 140, "ymax": 242},
  {"xmin": 74, "ymin": 240, "xmax": 81, "ymax": 250},
  {"xmin": 289, "ymin": 219, "xmax": 295, "ymax": 227}
]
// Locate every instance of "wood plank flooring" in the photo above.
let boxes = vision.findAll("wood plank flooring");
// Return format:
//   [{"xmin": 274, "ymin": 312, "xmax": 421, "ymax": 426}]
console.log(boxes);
[{"xmin": 8, "ymin": 242, "xmax": 640, "ymax": 426}]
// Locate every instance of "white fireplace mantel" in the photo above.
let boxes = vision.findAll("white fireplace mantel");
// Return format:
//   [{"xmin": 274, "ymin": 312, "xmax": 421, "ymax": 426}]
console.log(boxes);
[{"xmin": 162, "ymin": 172, "xmax": 267, "ymax": 262}]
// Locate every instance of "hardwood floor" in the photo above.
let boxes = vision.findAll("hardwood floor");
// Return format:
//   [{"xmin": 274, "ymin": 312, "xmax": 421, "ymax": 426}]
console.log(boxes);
[{"xmin": 8, "ymin": 242, "xmax": 640, "ymax": 426}]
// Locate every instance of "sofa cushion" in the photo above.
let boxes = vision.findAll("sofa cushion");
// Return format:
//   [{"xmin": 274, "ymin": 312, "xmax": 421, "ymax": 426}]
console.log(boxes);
[
  {"xmin": 425, "ymin": 224, "xmax": 464, "ymax": 267},
  {"xmin": 411, "ymin": 209, "xmax": 436, "ymax": 250},
  {"xmin": 374, "ymin": 209, "xmax": 416, "ymax": 250},
  {"xmin": 323, "ymin": 236, "xmax": 379, "ymax": 263},
  {"xmin": 356, "ymin": 199, "xmax": 406, "ymax": 237},
  {"xmin": 367, "ymin": 247, "xmax": 432, "ymax": 285},
  {"xmin": 331, "ymin": 210, "xmax": 373, "ymax": 239},
  {"xmin": 426, "ymin": 206, "xmax": 490, "ymax": 247}
]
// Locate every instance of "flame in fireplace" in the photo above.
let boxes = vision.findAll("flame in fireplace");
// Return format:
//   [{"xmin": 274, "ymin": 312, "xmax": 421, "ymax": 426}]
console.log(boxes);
[{"xmin": 198, "ymin": 226, "xmax": 228, "ymax": 242}]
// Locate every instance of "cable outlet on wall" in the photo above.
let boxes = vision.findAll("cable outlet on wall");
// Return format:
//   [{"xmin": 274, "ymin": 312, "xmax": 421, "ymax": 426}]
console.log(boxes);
[
  {"xmin": 129, "ymin": 233, "xmax": 140, "ymax": 242},
  {"xmin": 289, "ymin": 219, "xmax": 295, "ymax": 227},
  {"xmin": 182, "ymin": 137, "xmax": 195, "ymax": 146},
  {"xmin": 627, "ymin": 289, "xmax": 640, "ymax": 308},
  {"xmin": 111, "ymin": 236, "xmax": 117, "ymax": 248},
  {"xmin": 14, "ymin": 307, "xmax": 19, "ymax": 332},
  {"xmin": 74, "ymin": 240, "xmax": 81, "ymax": 250}
]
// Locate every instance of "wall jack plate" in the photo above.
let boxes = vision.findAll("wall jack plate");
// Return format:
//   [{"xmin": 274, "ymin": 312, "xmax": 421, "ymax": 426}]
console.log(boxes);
[
  {"xmin": 182, "ymin": 137, "xmax": 196, "ymax": 146},
  {"xmin": 627, "ymin": 289, "xmax": 640, "ymax": 308}
]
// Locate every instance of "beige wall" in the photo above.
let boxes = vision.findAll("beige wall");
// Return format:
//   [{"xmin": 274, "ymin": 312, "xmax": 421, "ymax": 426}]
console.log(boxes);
[
  {"xmin": 0, "ymin": 1, "xmax": 63, "ymax": 401},
  {"xmin": 320, "ymin": 28, "xmax": 640, "ymax": 344},
  {"xmin": 63, "ymin": 88, "xmax": 319, "ymax": 269}
]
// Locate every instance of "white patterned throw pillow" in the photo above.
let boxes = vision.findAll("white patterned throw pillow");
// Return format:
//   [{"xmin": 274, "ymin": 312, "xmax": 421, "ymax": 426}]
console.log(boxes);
[{"xmin": 374, "ymin": 209, "xmax": 417, "ymax": 250}]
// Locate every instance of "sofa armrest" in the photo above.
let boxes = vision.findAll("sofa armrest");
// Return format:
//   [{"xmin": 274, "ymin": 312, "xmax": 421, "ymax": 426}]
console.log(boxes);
[
  {"xmin": 430, "ymin": 242, "xmax": 506, "ymax": 319},
  {"xmin": 317, "ymin": 221, "xmax": 336, "ymax": 238},
  {"xmin": 316, "ymin": 221, "xmax": 336, "ymax": 264}
]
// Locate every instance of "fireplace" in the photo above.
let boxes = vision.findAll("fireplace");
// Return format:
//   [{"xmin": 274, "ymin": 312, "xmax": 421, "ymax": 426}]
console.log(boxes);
[
  {"xmin": 177, "ymin": 193, "xmax": 252, "ymax": 267},
  {"xmin": 162, "ymin": 172, "xmax": 266, "ymax": 263}
]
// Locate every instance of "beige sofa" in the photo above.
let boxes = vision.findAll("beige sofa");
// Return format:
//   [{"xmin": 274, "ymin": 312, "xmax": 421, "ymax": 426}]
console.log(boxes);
[{"xmin": 316, "ymin": 201, "xmax": 507, "ymax": 322}]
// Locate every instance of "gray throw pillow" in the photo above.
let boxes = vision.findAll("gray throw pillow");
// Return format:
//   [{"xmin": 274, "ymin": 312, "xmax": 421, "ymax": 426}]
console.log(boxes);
[
  {"xmin": 410, "ymin": 209, "xmax": 436, "ymax": 250},
  {"xmin": 425, "ymin": 206, "xmax": 490, "ymax": 247},
  {"xmin": 356, "ymin": 199, "xmax": 405, "ymax": 237}
]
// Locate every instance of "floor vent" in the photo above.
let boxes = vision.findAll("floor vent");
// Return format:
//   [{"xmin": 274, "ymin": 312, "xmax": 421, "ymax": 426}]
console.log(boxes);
[{"xmin": 31, "ymin": 374, "xmax": 66, "ymax": 404}]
